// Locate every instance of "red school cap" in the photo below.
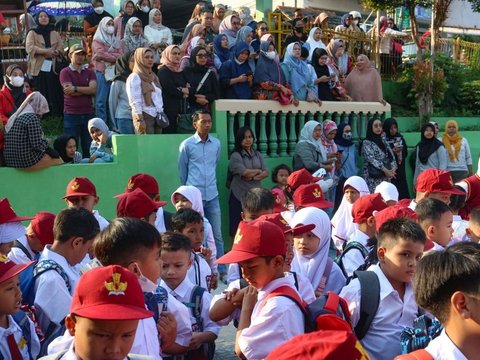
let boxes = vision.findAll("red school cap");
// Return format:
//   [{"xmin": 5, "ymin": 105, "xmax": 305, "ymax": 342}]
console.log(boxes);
[
  {"xmin": 266, "ymin": 330, "xmax": 369, "ymax": 360},
  {"xmin": 293, "ymin": 183, "xmax": 334, "ymax": 209},
  {"xmin": 352, "ymin": 193, "xmax": 388, "ymax": 224},
  {"xmin": 0, "ymin": 255, "xmax": 33, "ymax": 284},
  {"xmin": 63, "ymin": 177, "xmax": 97, "ymax": 199},
  {"xmin": 374, "ymin": 205, "xmax": 417, "ymax": 233},
  {"xmin": 259, "ymin": 213, "xmax": 315, "ymax": 236},
  {"xmin": 114, "ymin": 173, "xmax": 167, "ymax": 206},
  {"xmin": 70, "ymin": 265, "xmax": 153, "ymax": 320},
  {"xmin": 287, "ymin": 168, "xmax": 322, "ymax": 191},
  {"xmin": 415, "ymin": 168, "xmax": 464, "ymax": 195},
  {"xmin": 271, "ymin": 188, "xmax": 289, "ymax": 213},
  {"xmin": 0, "ymin": 198, "xmax": 33, "ymax": 224},
  {"xmin": 116, "ymin": 188, "xmax": 165, "ymax": 219},
  {"xmin": 30, "ymin": 211, "xmax": 56, "ymax": 246},
  {"xmin": 216, "ymin": 218, "xmax": 287, "ymax": 264}
]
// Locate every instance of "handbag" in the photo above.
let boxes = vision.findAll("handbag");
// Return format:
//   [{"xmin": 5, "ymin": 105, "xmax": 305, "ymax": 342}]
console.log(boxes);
[
  {"xmin": 177, "ymin": 98, "xmax": 195, "ymax": 134},
  {"xmin": 367, "ymin": 160, "xmax": 392, "ymax": 179},
  {"xmin": 53, "ymin": 54, "xmax": 69, "ymax": 75},
  {"xmin": 155, "ymin": 112, "xmax": 169, "ymax": 128}
]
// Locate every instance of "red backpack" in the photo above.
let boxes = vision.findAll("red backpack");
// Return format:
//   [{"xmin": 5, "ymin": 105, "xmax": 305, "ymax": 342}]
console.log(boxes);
[{"xmin": 394, "ymin": 349, "xmax": 433, "ymax": 360}]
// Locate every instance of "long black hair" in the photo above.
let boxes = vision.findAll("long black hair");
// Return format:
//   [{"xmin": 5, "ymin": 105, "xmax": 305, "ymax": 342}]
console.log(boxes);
[{"xmin": 232, "ymin": 126, "xmax": 255, "ymax": 154}]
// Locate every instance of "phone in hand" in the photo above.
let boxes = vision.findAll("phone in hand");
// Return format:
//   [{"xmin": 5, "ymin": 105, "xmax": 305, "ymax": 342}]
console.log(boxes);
[{"xmin": 337, "ymin": 149, "xmax": 344, "ymax": 154}]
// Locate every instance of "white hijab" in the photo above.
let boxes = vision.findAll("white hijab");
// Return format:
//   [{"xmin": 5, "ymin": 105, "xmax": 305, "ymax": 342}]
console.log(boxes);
[
  {"xmin": 306, "ymin": 27, "xmax": 326, "ymax": 62},
  {"xmin": 298, "ymin": 120, "xmax": 325, "ymax": 155},
  {"xmin": 290, "ymin": 207, "xmax": 331, "ymax": 290},
  {"xmin": 331, "ymin": 176, "xmax": 369, "ymax": 250},
  {"xmin": 170, "ymin": 185, "xmax": 204, "ymax": 216},
  {"xmin": 375, "ymin": 181, "xmax": 399, "ymax": 203},
  {"xmin": 93, "ymin": 17, "xmax": 121, "ymax": 51},
  {"xmin": 5, "ymin": 92, "xmax": 49, "ymax": 133}
]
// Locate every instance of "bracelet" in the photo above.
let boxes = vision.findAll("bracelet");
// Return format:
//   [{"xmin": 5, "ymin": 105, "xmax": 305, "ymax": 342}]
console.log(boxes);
[{"xmin": 73, "ymin": 86, "xmax": 77, "ymax": 93}]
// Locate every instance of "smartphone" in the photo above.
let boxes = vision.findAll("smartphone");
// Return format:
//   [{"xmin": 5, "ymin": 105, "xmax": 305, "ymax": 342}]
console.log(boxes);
[{"xmin": 337, "ymin": 150, "xmax": 344, "ymax": 154}]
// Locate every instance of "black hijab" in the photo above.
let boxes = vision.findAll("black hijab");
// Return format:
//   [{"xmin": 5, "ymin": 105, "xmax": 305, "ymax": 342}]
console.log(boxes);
[
  {"xmin": 187, "ymin": 46, "xmax": 208, "ymax": 73},
  {"xmin": 312, "ymin": 48, "xmax": 330, "ymax": 77},
  {"xmin": 418, "ymin": 123, "xmax": 444, "ymax": 165},
  {"xmin": 53, "ymin": 135, "xmax": 77, "ymax": 163},
  {"xmin": 113, "ymin": 51, "xmax": 133, "ymax": 82},
  {"xmin": 4, "ymin": 65, "xmax": 28, "ymax": 111},
  {"xmin": 84, "ymin": 0, "xmax": 113, "ymax": 26},
  {"xmin": 364, "ymin": 118, "xmax": 392, "ymax": 161},
  {"xmin": 32, "ymin": 11, "xmax": 54, "ymax": 47},
  {"xmin": 334, "ymin": 122, "xmax": 354, "ymax": 147}
]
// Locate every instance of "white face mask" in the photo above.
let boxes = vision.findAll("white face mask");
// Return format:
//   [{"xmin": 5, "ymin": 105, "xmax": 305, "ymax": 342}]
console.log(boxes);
[
  {"xmin": 141, "ymin": 5, "xmax": 150, "ymax": 13},
  {"xmin": 94, "ymin": 6, "xmax": 104, "ymax": 14},
  {"xmin": 10, "ymin": 76, "xmax": 24, "ymax": 87},
  {"xmin": 106, "ymin": 25, "xmax": 115, "ymax": 34},
  {"xmin": 265, "ymin": 51, "xmax": 276, "ymax": 60},
  {"xmin": 354, "ymin": 19, "xmax": 359, "ymax": 25},
  {"xmin": 135, "ymin": 263, "xmax": 159, "ymax": 293}
]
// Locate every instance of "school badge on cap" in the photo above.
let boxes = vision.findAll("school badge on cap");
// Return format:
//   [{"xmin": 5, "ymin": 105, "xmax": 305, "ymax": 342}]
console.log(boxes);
[
  {"xmin": 105, "ymin": 272, "xmax": 128, "ymax": 296},
  {"xmin": 313, "ymin": 187, "xmax": 322, "ymax": 198},
  {"xmin": 127, "ymin": 179, "xmax": 135, "ymax": 190},
  {"xmin": 71, "ymin": 181, "xmax": 80, "ymax": 191},
  {"xmin": 233, "ymin": 227, "xmax": 243, "ymax": 244}
]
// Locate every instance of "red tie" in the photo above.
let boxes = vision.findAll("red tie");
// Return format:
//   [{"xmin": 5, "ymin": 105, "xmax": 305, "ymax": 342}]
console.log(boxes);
[{"xmin": 6, "ymin": 334, "xmax": 23, "ymax": 360}]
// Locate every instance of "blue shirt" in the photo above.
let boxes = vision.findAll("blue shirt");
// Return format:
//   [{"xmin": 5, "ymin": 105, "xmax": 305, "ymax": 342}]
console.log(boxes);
[
  {"xmin": 337, "ymin": 143, "xmax": 357, "ymax": 179},
  {"xmin": 178, "ymin": 132, "xmax": 221, "ymax": 201}
]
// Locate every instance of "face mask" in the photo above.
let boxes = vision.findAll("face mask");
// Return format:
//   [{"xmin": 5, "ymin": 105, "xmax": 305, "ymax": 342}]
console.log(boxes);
[
  {"xmin": 354, "ymin": 19, "xmax": 359, "ymax": 25},
  {"xmin": 338, "ymin": 49, "xmax": 345, "ymax": 56},
  {"xmin": 10, "ymin": 76, "xmax": 24, "ymax": 87},
  {"xmin": 141, "ymin": 5, "xmax": 150, "ymax": 13},
  {"xmin": 106, "ymin": 25, "xmax": 115, "ymax": 34},
  {"xmin": 265, "ymin": 51, "xmax": 276, "ymax": 60},
  {"xmin": 94, "ymin": 6, "xmax": 104, "ymax": 14},
  {"xmin": 343, "ymin": 132, "xmax": 352, "ymax": 140},
  {"xmin": 234, "ymin": 58, "xmax": 245, "ymax": 65},
  {"xmin": 294, "ymin": 26, "xmax": 304, "ymax": 33},
  {"xmin": 135, "ymin": 263, "xmax": 159, "ymax": 293}
]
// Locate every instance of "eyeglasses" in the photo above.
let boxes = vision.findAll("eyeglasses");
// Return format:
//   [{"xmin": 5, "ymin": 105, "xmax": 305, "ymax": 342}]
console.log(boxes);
[
  {"xmin": 232, "ymin": 21, "xmax": 240, "ymax": 26},
  {"xmin": 260, "ymin": 27, "xmax": 268, "ymax": 30},
  {"xmin": 196, "ymin": 53, "xmax": 207, "ymax": 58}
]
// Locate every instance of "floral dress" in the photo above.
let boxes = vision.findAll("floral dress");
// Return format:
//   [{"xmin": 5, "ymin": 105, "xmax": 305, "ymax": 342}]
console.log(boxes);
[{"xmin": 361, "ymin": 139, "xmax": 396, "ymax": 193}]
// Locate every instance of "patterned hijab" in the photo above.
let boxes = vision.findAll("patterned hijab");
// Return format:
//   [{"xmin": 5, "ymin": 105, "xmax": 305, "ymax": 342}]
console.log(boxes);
[
  {"xmin": 5, "ymin": 92, "xmax": 49, "ymax": 133},
  {"xmin": 123, "ymin": 17, "xmax": 148, "ymax": 52}
]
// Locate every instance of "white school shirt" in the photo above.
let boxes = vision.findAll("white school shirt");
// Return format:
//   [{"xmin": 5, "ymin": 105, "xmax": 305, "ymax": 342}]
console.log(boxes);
[
  {"xmin": 93, "ymin": 210, "xmax": 109, "ymax": 230},
  {"xmin": 187, "ymin": 252, "xmax": 212, "ymax": 290},
  {"xmin": 237, "ymin": 277, "xmax": 305, "ymax": 360},
  {"xmin": 323, "ymin": 263, "xmax": 347, "ymax": 295},
  {"xmin": 203, "ymin": 219, "xmax": 217, "ymax": 273},
  {"xmin": 341, "ymin": 229, "xmax": 370, "ymax": 277},
  {"xmin": 154, "ymin": 208, "xmax": 167, "ymax": 233},
  {"xmin": 51, "ymin": 341, "xmax": 154, "ymax": 360},
  {"xmin": 425, "ymin": 329, "xmax": 468, "ymax": 360},
  {"xmin": 285, "ymin": 271, "xmax": 316, "ymax": 304},
  {"xmin": 8, "ymin": 234, "xmax": 36, "ymax": 263},
  {"xmin": 126, "ymin": 73, "xmax": 164, "ymax": 118},
  {"xmin": 227, "ymin": 263, "xmax": 241, "ymax": 284},
  {"xmin": 0, "ymin": 314, "xmax": 40, "ymax": 360},
  {"xmin": 209, "ymin": 279, "xmax": 242, "ymax": 327},
  {"xmin": 163, "ymin": 292, "xmax": 192, "ymax": 348},
  {"xmin": 34, "ymin": 246, "xmax": 81, "ymax": 333},
  {"xmin": 160, "ymin": 278, "xmax": 220, "ymax": 337},
  {"xmin": 451, "ymin": 214, "xmax": 469, "ymax": 244},
  {"xmin": 339, "ymin": 264, "xmax": 418, "ymax": 360}
]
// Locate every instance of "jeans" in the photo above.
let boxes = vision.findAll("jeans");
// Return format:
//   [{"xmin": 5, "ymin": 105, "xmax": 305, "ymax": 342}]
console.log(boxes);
[
  {"xmin": 116, "ymin": 118, "xmax": 135, "ymax": 134},
  {"xmin": 95, "ymin": 71, "xmax": 111, "ymax": 126},
  {"xmin": 203, "ymin": 196, "xmax": 226, "ymax": 274},
  {"xmin": 63, "ymin": 113, "xmax": 94, "ymax": 158}
]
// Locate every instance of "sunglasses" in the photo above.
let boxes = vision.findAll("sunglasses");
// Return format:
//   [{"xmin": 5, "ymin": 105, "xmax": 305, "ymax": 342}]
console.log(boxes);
[{"xmin": 196, "ymin": 53, "xmax": 207, "ymax": 58}]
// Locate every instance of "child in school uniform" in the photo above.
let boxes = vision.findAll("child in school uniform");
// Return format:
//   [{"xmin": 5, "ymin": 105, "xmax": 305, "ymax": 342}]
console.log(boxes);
[
  {"xmin": 466, "ymin": 207, "xmax": 480, "ymax": 243},
  {"xmin": 160, "ymin": 232, "xmax": 220, "ymax": 360},
  {"xmin": 340, "ymin": 218, "xmax": 426, "ymax": 360},
  {"xmin": 216, "ymin": 219, "xmax": 305, "ymax": 359},
  {"xmin": 9, "ymin": 211, "xmax": 55, "ymax": 263},
  {"xmin": 34, "ymin": 208, "xmax": 100, "ymax": 337},
  {"xmin": 339, "ymin": 193, "xmax": 388, "ymax": 277},
  {"xmin": 416, "ymin": 197, "xmax": 453, "ymax": 252},
  {"xmin": 396, "ymin": 242, "xmax": 480, "ymax": 360},
  {"xmin": 93, "ymin": 218, "xmax": 192, "ymax": 358},
  {"xmin": 171, "ymin": 208, "xmax": 214, "ymax": 291},
  {"xmin": 0, "ymin": 256, "xmax": 40, "ymax": 360},
  {"xmin": 0, "ymin": 199, "xmax": 33, "ymax": 257},
  {"xmin": 171, "ymin": 185, "xmax": 217, "ymax": 280},
  {"xmin": 41, "ymin": 265, "xmax": 154, "ymax": 360},
  {"xmin": 449, "ymin": 186, "xmax": 469, "ymax": 244},
  {"xmin": 116, "ymin": 188, "xmax": 166, "ymax": 226},
  {"xmin": 63, "ymin": 177, "xmax": 110, "ymax": 230}
]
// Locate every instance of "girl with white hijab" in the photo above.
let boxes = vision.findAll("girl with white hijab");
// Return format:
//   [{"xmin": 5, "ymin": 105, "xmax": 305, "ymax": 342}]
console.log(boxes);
[
  {"xmin": 306, "ymin": 27, "xmax": 326, "ymax": 63},
  {"xmin": 331, "ymin": 176, "xmax": 369, "ymax": 251},
  {"xmin": 291, "ymin": 207, "xmax": 346, "ymax": 297},
  {"xmin": 374, "ymin": 181, "xmax": 399, "ymax": 206}
]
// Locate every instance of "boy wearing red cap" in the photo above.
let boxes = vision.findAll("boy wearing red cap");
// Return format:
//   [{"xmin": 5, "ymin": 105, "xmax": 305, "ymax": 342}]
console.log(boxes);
[
  {"xmin": 63, "ymin": 177, "xmax": 109, "ymax": 230},
  {"xmin": 8, "ymin": 211, "xmax": 56, "ymax": 264},
  {"xmin": 416, "ymin": 198, "xmax": 453, "ymax": 252},
  {"xmin": 116, "ymin": 188, "xmax": 166, "ymax": 225},
  {"xmin": 0, "ymin": 198, "xmax": 33, "ymax": 256},
  {"xmin": 340, "ymin": 218, "xmax": 426, "ymax": 360},
  {"xmin": 34, "ymin": 208, "xmax": 100, "ymax": 338},
  {"xmin": 0, "ymin": 256, "xmax": 40, "ymax": 360},
  {"xmin": 216, "ymin": 219, "xmax": 305, "ymax": 360},
  {"xmin": 339, "ymin": 193, "xmax": 388, "ymax": 278},
  {"xmin": 42, "ymin": 265, "xmax": 154, "ymax": 360}
]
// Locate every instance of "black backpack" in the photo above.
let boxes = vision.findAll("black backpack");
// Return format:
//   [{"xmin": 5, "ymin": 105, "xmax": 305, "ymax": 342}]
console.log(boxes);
[{"xmin": 335, "ymin": 241, "xmax": 370, "ymax": 278}]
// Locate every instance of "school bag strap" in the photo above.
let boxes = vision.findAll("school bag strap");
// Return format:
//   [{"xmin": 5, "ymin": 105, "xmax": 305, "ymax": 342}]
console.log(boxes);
[
  {"xmin": 394, "ymin": 349, "xmax": 433, "ymax": 360},
  {"xmin": 36, "ymin": 350, "xmax": 68, "ymax": 360},
  {"xmin": 353, "ymin": 270, "xmax": 380, "ymax": 340},
  {"xmin": 183, "ymin": 285, "xmax": 206, "ymax": 332},
  {"xmin": 126, "ymin": 354, "xmax": 156, "ymax": 360},
  {"xmin": 144, "ymin": 286, "xmax": 169, "ymax": 323},
  {"xmin": 336, "ymin": 241, "xmax": 369, "ymax": 278},
  {"xmin": 317, "ymin": 258, "xmax": 333, "ymax": 295},
  {"xmin": 307, "ymin": 291, "xmax": 353, "ymax": 332},
  {"xmin": 13, "ymin": 240, "xmax": 35, "ymax": 261},
  {"xmin": 265, "ymin": 285, "xmax": 310, "ymax": 332},
  {"xmin": 33, "ymin": 260, "xmax": 72, "ymax": 293},
  {"xmin": 4, "ymin": 310, "xmax": 34, "ymax": 360}
]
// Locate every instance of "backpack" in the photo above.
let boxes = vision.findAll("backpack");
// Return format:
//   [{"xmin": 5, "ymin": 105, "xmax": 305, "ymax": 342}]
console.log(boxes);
[
  {"xmin": 183, "ymin": 286, "xmax": 215, "ymax": 360},
  {"xmin": 335, "ymin": 241, "xmax": 370, "ymax": 278},
  {"xmin": 144, "ymin": 286, "xmax": 169, "ymax": 323},
  {"xmin": 12, "ymin": 240, "xmax": 39, "ymax": 261},
  {"xmin": 0, "ymin": 310, "xmax": 34, "ymax": 360},
  {"xmin": 394, "ymin": 349, "xmax": 433, "ymax": 360},
  {"xmin": 351, "ymin": 239, "xmax": 378, "ymax": 274},
  {"xmin": 400, "ymin": 314, "xmax": 443, "ymax": 354}
]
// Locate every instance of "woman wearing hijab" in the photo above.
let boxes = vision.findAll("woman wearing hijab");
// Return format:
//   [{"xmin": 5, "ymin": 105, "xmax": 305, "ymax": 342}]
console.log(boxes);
[
  {"xmin": 114, "ymin": 0, "xmax": 135, "ymax": 40},
  {"xmin": 383, "ymin": 118, "xmax": 409, "ymax": 199},
  {"xmin": 284, "ymin": 17, "xmax": 307, "ymax": 49},
  {"xmin": 291, "ymin": 207, "xmax": 346, "ymax": 296},
  {"xmin": 4, "ymin": 92, "xmax": 63, "ymax": 170},
  {"xmin": 333, "ymin": 123, "xmax": 357, "ymax": 206},
  {"xmin": 183, "ymin": 46, "xmax": 219, "ymax": 113},
  {"xmin": 294, "ymin": 120, "xmax": 332, "ymax": 174},
  {"xmin": 325, "ymin": 38, "xmax": 351, "ymax": 76},
  {"xmin": 442, "ymin": 120, "xmax": 472, "ymax": 182},
  {"xmin": 133, "ymin": 0, "xmax": 151, "ymax": 30},
  {"xmin": 181, "ymin": 23, "xmax": 206, "ymax": 52},
  {"xmin": 25, "ymin": 11, "xmax": 64, "ymax": 116},
  {"xmin": 212, "ymin": 3, "xmax": 225, "ymax": 33},
  {"xmin": 281, "ymin": 42, "xmax": 318, "ymax": 102},
  {"xmin": 126, "ymin": 47, "xmax": 164, "ymax": 134},
  {"xmin": 144, "ymin": 8, "xmax": 172, "ymax": 62},
  {"xmin": 121, "ymin": 17, "xmax": 148, "ymax": 53},
  {"xmin": 84, "ymin": 0, "xmax": 113, "ymax": 55},
  {"xmin": 306, "ymin": 27, "xmax": 326, "ymax": 63},
  {"xmin": 219, "ymin": 41, "xmax": 253, "ymax": 99},
  {"xmin": 19, "ymin": 13, "xmax": 37, "ymax": 41},
  {"xmin": 219, "ymin": 14, "xmax": 240, "ymax": 49},
  {"xmin": 157, "ymin": 45, "xmax": 189, "ymax": 133},
  {"xmin": 53, "ymin": 135, "xmax": 83, "ymax": 163},
  {"xmin": 331, "ymin": 176, "xmax": 369, "ymax": 251},
  {"xmin": 335, "ymin": 13, "xmax": 354, "ymax": 34},
  {"xmin": 344, "ymin": 54, "xmax": 384, "ymax": 103},
  {"xmin": 360, "ymin": 118, "xmax": 397, "ymax": 193},
  {"xmin": 0, "ymin": 65, "xmax": 31, "ymax": 124},
  {"xmin": 86, "ymin": 117, "xmax": 115, "ymax": 163},
  {"xmin": 179, "ymin": 36, "xmax": 205, "ymax": 70},
  {"xmin": 311, "ymin": 48, "xmax": 335, "ymax": 101},
  {"xmin": 109, "ymin": 51, "xmax": 134, "ymax": 134},
  {"xmin": 414, "ymin": 123, "xmax": 447, "ymax": 185},
  {"xmin": 93, "ymin": 17, "xmax": 123, "ymax": 125},
  {"xmin": 232, "ymin": 26, "xmax": 256, "ymax": 71},
  {"xmin": 213, "ymin": 34, "xmax": 231, "ymax": 70}
]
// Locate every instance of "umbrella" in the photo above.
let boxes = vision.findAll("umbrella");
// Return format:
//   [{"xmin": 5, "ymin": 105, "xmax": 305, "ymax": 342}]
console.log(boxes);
[{"xmin": 29, "ymin": 0, "xmax": 93, "ymax": 16}]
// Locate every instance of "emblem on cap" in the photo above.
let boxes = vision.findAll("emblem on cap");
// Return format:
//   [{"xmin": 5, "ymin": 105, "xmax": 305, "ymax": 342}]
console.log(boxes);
[
  {"xmin": 127, "ymin": 179, "xmax": 135, "ymax": 190},
  {"xmin": 313, "ymin": 188, "xmax": 322, "ymax": 198},
  {"xmin": 0, "ymin": 254, "xmax": 9, "ymax": 263},
  {"xmin": 105, "ymin": 272, "xmax": 128, "ymax": 295},
  {"xmin": 71, "ymin": 181, "xmax": 80, "ymax": 191},
  {"xmin": 233, "ymin": 228, "xmax": 243, "ymax": 244}
]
